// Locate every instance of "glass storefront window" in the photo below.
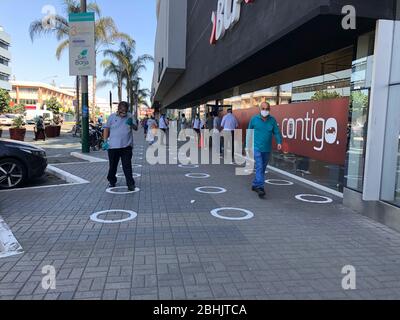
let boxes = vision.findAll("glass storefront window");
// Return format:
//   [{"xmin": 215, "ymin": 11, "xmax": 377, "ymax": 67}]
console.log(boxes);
[
  {"xmin": 345, "ymin": 31, "xmax": 375, "ymax": 192},
  {"xmin": 345, "ymin": 89, "xmax": 370, "ymax": 191}
]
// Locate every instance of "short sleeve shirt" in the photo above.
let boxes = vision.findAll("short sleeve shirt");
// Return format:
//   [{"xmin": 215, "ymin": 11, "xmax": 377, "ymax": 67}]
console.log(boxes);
[{"xmin": 104, "ymin": 113, "xmax": 133, "ymax": 149}]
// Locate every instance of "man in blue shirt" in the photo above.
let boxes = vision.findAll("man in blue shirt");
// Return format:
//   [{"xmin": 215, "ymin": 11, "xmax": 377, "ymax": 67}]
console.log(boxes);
[{"xmin": 246, "ymin": 102, "xmax": 282, "ymax": 198}]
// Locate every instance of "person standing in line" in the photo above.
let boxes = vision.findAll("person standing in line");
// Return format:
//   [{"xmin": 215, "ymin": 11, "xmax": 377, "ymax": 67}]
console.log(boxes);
[
  {"xmin": 34, "ymin": 116, "xmax": 46, "ymax": 141},
  {"xmin": 159, "ymin": 113, "xmax": 169, "ymax": 145},
  {"xmin": 246, "ymin": 102, "xmax": 282, "ymax": 198},
  {"xmin": 146, "ymin": 115, "xmax": 158, "ymax": 145},
  {"xmin": 143, "ymin": 115, "xmax": 149, "ymax": 139},
  {"xmin": 221, "ymin": 108, "xmax": 239, "ymax": 163},
  {"xmin": 103, "ymin": 101, "xmax": 138, "ymax": 191},
  {"xmin": 179, "ymin": 114, "xmax": 188, "ymax": 141},
  {"xmin": 192, "ymin": 114, "xmax": 201, "ymax": 142}
]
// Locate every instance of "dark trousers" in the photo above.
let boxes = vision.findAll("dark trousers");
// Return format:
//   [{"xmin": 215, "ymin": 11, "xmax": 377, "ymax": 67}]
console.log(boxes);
[
  {"xmin": 34, "ymin": 128, "xmax": 46, "ymax": 141},
  {"xmin": 107, "ymin": 146, "xmax": 135, "ymax": 187}
]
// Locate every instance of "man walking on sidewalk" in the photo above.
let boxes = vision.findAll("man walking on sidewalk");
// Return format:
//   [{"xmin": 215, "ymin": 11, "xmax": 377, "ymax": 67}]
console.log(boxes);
[
  {"xmin": 103, "ymin": 101, "xmax": 138, "ymax": 191},
  {"xmin": 221, "ymin": 108, "xmax": 239, "ymax": 163},
  {"xmin": 246, "ymin": 102, "xmax": 282, "ymax": 198}
]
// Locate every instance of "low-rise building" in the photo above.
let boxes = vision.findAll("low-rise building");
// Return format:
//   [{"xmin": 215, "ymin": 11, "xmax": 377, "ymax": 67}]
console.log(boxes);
[
  {"xmin": 0, "ymin": 25, "xmax": 11, "ymax": 91},
  {"xmin": 9, "ymin": 81, "xmax": 75, "ymax": 112}
]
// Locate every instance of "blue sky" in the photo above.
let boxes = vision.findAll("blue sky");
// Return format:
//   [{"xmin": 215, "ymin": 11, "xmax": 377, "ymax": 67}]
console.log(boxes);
[{"xmin": 0, "ymin": 0, "xmax": 156, "ymax": 102}]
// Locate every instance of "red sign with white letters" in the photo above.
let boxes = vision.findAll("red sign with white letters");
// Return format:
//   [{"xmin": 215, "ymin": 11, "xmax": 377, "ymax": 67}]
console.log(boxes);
[{"xmin": 233, "ymin": 98, "xmax": 350, "ymax": 165}]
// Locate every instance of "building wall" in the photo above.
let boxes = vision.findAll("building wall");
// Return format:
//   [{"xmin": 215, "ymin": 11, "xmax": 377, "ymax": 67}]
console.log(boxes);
[
  {"xmin": 9, "ymin": 82, "xmax": 75, "ymax": 111},
  {"xmin": 0, "ymin": 26, "xmax": 11, "ymax": 91},
  {"xmin": 153, "ymin": 0, "xmax": 396, "ymax": 110}
]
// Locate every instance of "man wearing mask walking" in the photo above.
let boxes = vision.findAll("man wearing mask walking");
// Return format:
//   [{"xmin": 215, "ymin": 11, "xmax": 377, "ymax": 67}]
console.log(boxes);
[
  {"xmin": 103, "ymin": 101, "xmax": 138, "ymax": 191},
  {"xmin": 246, "ymin": 102, "xmax": 282, "ymax": 198}
]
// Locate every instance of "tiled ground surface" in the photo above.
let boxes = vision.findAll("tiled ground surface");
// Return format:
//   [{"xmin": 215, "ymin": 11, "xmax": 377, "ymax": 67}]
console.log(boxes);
[{"xmin": 1, "ymin": 134, "xmax": 400, "ymax": 300}]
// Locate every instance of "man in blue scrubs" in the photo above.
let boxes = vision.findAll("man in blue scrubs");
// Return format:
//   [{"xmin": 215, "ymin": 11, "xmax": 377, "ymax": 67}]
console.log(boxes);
[{"xmin": 246, "ymin": 102, "xmax": 282, "ymax": 198}]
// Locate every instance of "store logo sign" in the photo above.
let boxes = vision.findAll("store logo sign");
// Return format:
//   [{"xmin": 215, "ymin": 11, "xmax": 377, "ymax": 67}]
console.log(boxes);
[
  {"xmin": 210, "ymin": 0, "xmax": 254, "ymax": 45},
  {"xmin": 75, "ymin": 49, "xmax": 90, "ymax": 66},
  {"xmin": 282, "ymin": 111, "xmax": 339, "ymax": 152}
]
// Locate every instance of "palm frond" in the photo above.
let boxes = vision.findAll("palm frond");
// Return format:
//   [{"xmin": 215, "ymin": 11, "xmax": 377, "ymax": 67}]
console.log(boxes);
[{"xmin": 56, "ymin": 39, "xmax": 70, "ymax": 60}]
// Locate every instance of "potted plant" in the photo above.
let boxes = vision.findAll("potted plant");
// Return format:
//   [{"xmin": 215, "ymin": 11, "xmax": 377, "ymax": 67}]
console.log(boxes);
[
  {"xmin": 44, "ymin": 97, "xmax": 62, "ymax": 138},
  {"xmin": 9, "ymin": 116, "xmax": 26, "ymax": 141},
  {"xmin": 53, "ymin": 114, "xmax": 62, "ymax": 137}
]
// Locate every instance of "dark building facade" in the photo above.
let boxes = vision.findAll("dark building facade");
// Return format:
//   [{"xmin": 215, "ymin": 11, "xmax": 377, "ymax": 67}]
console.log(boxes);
[{"xmin": 152, "ymin": 0, "xmax": 400, "ymax": 230}]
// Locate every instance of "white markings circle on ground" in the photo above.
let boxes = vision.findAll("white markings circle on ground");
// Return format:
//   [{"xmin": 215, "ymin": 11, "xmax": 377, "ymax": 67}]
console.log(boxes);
[
  {"xmin": 116, "ymin": 173, "xmax": 141, "ymax": 178},
  {"xmin": 90, "ymin": 210, "xmax": 137, "ymax": 224},
  {"xmin": 211, "ymin": 207, "xmax": 254, "ymax": 221},
  {"xmin": 265, "ymin": 179, "xmax": 294, "ymax": 186},
  {"xmin": 295, "ymin": 194, "xmax": 333, "ymax": 204},
  {"xmin": 106, "ymin": 187, "xmax": 140, "ymax": 194},
  {"xmin": 185, "ymin": 173, "xmax": 210, "ymax": 179},
  {"xmin": 179, "ymin": 164, "xmax": 199, "ymax": 169},
  {"xmin": 195, "ymin": 187, "xmax": 227, "ymax": 194},
  {"xmin": 120, "ymin": 164, "xmax": 143, "ymax": 168}
]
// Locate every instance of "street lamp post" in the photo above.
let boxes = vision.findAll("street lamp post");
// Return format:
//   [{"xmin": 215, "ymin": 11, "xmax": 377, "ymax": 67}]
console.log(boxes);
[{"xmin": 81, "ymin": 0, "xmax": 90, "ymax": 153}]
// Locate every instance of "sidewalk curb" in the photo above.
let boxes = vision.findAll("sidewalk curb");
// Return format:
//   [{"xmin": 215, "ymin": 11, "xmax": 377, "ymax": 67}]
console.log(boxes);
[
  {"xmin": 0, "ymin": 216, "xmax": 23, "ymax": 259},
  {"xmin": 46, "ymin": 165, "xmax": 90, "ymax": 185},
  {"xmin": 70, "ymin": 152, "xmax": 108, "ymax": 163}
]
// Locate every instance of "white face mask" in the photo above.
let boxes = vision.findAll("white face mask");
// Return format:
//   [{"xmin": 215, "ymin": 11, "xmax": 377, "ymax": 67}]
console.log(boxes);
[{"xmin": 261, "ymin": 110, "xmax": 270, "ymax": 118}]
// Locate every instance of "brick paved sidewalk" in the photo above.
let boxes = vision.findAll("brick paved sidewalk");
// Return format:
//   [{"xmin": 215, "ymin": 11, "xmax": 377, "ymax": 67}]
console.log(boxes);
[{"xmin": 1, "ymin": 134, "xmax": 400, "ymax": 300}]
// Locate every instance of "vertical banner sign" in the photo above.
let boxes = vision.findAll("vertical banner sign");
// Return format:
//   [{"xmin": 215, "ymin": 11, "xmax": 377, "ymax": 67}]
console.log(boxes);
[{"xmin": 69, "ymin": 12, "xmax": 96, "ymax": 76}]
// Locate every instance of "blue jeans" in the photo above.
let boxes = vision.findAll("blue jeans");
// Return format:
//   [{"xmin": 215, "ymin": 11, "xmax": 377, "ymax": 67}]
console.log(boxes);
[{"xmin": 253, "ymin": 151, "xmax": 270, "ymax": 189}]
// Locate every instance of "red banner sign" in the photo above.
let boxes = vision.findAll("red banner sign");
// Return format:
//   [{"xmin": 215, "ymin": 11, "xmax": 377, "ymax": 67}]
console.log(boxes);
[{"xmin": 233, "ymin": 98, "xmax": 350, "ymax": 166}]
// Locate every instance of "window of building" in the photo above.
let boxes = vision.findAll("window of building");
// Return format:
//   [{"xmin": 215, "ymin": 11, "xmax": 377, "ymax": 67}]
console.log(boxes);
[
  {"xmin": 0, "ymin": 56, "xmax": 9, "ymax": 66},
  {"xmin": 0, "ymin": 72, "xmax": 9, "ymax": 81},
  {"xmin": 19, "ymin": 88, "xmax": 38, "ymax": 94},
  {"xmin": 19, "ymin": 99, "xmax": 38, "ymax": 105},
  {"xmin": 345, "ymin": 31, "xmax": 375, "ymax": 193},
  {"xmin": 0, "ymin": 41, "xmax": 9, "ymax": 50}
]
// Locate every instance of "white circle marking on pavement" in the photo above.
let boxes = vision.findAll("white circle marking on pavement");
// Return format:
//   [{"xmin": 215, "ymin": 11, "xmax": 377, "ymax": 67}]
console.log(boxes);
[
  {"xmin": 116, "ymin": 173, "xmax": 141, "ymax": 178},
  {"xmin": 295, "ymin": 194, "xmax": 333, "ymax": 204},
  {"xmin": 120, "ymin": 164, "xmax": 143, "ymax": 168},
  {"xmin": 106, "ymin": 187, "xmax": 140, "ymax": 195},
  {"xmin": 185, "ymin": 173, "xmax": 210, "ymax": 179},
  {"xmin": 90, "ymin": 210, "xmax": 137, "ymax": 224},
  {"xmin": 211, "ymin": 208, "xmax": 254, "ymax": 221},
  {"xmin": 265, "ymin": 179, "xmax": 294, "ymax": 186},
  {"xmin": 195, "ymin": 187, "xmax": 227, "ymax": 194},
  {"xmin": 179, "ymin": 164, "xmax": 199, "ymax": 169}
]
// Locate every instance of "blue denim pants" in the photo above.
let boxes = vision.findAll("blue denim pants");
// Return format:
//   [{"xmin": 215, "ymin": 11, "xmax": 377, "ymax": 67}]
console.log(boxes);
[{"xmin": 253, "ymin": 151, "xmax": 271, "ymax": 189}]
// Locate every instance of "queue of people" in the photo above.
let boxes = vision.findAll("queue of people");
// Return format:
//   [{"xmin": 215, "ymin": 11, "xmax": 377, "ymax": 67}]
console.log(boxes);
[{"xmin": 102, "ymin": 102, "xmax": 282, "ymax": 199}]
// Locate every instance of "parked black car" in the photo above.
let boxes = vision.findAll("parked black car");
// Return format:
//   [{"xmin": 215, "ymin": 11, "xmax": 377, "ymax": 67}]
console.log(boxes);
[{"xmin": 0, "ymin": 139, "xmax": 47, "ymax": 189}]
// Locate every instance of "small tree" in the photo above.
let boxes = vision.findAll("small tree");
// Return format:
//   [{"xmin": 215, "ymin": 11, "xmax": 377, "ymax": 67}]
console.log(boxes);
[
  {"xmin": 45, "ymin": 96, "xmax": 62, "ymax": 115},
  {"xmin": 0, "ymin": 89, "xmax": 11, "ymax": 114},
  {"xmin": 311, "ymin": 90, "xmax": 342, "ymax": 101},
  {"xmin": 6, "ymin": 103, "xmax": 26, "ymax": 115}
]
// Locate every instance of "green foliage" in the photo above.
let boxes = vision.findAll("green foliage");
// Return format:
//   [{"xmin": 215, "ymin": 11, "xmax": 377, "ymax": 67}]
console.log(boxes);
[
  {"xmin": 12, "ymin": 116, "xmax": 25, "ymax": 129},
  {"xmin": 0, "ymin": 89, "xmax": 11, "ymax": 114},
  {"xmin": 5, "ymin": 103, "xmax": 26, "ymax": 115},
  {"xmin": 351, "ymin": 90, "xmax": 369, "ymax": 108},
  {"xmin": 311, "ymin": 90, "xmax": 342, "ymax": 101},
  {"xmin": 45, "ymin": 97, "xmax": 62, "ymax": 115}
]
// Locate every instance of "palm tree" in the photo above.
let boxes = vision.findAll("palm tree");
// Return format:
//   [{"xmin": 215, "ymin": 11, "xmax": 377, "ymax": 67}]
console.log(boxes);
[
  {"xmin": 102, "ymin": 40, "xmax": 153, "ymax": 116},
  {"xmin": 29, "ymin": 0, "xmax": 131, "ymax": 116},
  {"xmin": 97, "ymin": 59, "xmax": 124, "ymax": 102}
]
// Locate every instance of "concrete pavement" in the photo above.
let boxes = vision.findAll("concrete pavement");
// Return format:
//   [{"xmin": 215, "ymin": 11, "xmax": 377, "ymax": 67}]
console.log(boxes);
[{"xmin": 1, "ymin": 132, "xmax": 400, "ymax": 300}]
